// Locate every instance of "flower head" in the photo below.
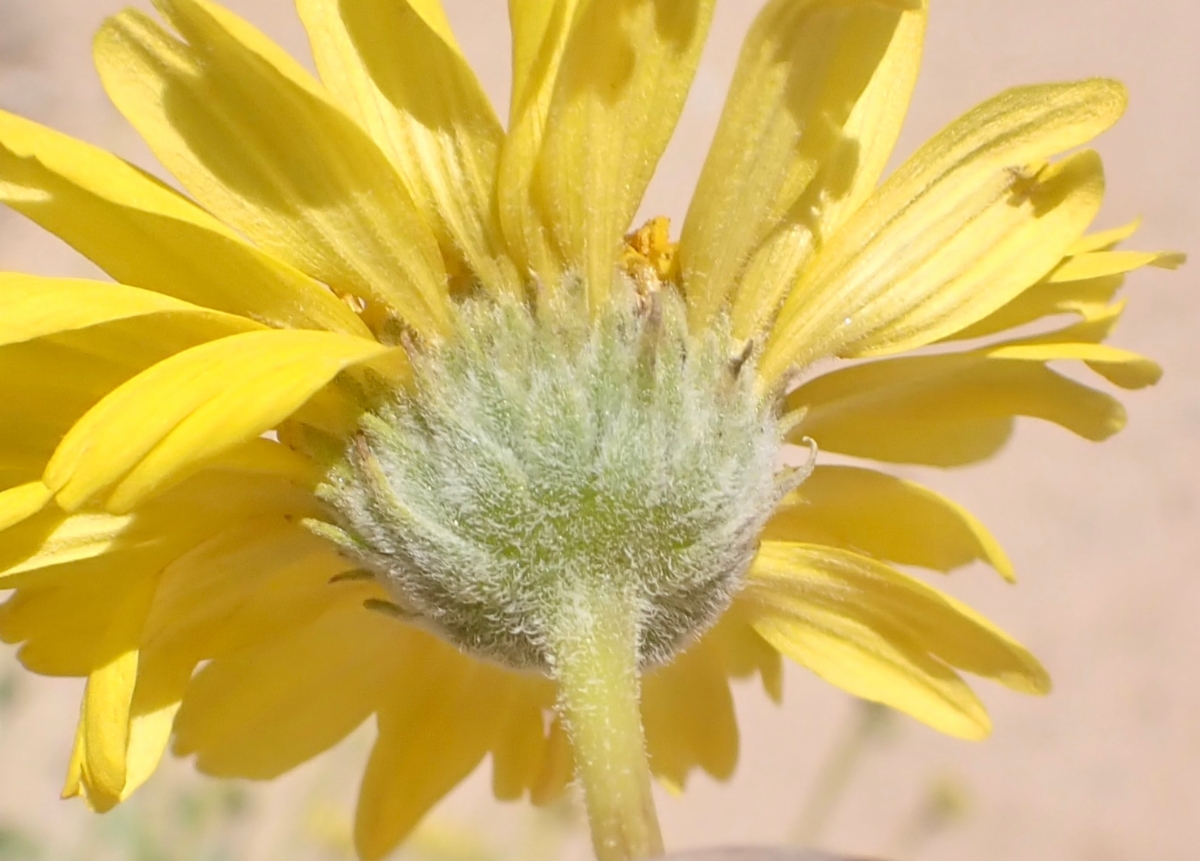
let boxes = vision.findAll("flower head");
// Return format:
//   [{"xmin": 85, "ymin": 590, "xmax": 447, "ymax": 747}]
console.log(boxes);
[{"xmin": 0, "ymin": 1, "xmax": 1181, "ymax": 859}]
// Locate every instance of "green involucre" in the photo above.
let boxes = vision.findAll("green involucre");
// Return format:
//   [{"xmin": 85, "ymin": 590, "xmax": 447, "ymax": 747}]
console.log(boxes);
[{"xmin": 314, "ymin": 280, "xmax": 795, "ymax": 670}]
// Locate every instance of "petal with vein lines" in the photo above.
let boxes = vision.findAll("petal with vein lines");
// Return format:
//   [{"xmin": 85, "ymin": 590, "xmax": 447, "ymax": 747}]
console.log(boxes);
[
  {"xmin": 95, "ymin": 0, "xmax": 449, "ymax": 335},
  {"xmin": 0, "ymin": 109, "xmax": 370, "ymax": 336},
  {"xmin": 761, "ymin": 80, "xmax": 1126, "ymax": 381},
  {"xmin": 44, "ymin": 329, "xmax": 389, "ymax": 512}
]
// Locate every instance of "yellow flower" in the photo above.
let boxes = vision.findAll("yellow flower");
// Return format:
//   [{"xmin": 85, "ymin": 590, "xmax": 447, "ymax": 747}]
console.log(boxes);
[{"xmin": 0, "ymin": 1, "xmax": 1181, "ymax": 860}]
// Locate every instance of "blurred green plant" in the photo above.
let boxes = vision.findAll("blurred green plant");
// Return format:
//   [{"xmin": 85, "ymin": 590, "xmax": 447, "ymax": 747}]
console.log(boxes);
[
  {"xmin": 888, "ymin": 774, "xmax": 972, "ymax": 859},
  {"xmin": 790, "ymin": 701, "xmax": 898, "ymax": 846},
  {"xmin": 0, "ymin": 670, "xmax": 19, "ymax": 714},
  {"xmin": 63, "ymin": 782, "xmax": 253, "ymax": 861},
  {"xmin": 0, "ymin": 825, "xmax": 42, "ymax": 861}
]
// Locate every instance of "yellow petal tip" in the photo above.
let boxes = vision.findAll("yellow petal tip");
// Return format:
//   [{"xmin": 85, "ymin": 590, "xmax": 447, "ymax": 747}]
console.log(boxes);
[{"xmin": 1153, "ymin": 251, "xmax": 1187, "ymax": 270}]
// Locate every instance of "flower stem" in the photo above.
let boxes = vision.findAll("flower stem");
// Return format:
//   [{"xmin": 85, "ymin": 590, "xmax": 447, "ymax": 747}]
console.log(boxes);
[
  {"xmin": 790, "ymin": 701, "xmax": 892, "ymax": 846},
  {"xmin": 548, "ymin": 588, "xmax": 664, "ymax": 861}
]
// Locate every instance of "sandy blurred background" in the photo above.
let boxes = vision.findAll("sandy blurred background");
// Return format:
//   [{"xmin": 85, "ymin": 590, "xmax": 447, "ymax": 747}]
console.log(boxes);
[{"xmin": 1, "ymin": 1, "xmax": 1197, "ymax": 859}]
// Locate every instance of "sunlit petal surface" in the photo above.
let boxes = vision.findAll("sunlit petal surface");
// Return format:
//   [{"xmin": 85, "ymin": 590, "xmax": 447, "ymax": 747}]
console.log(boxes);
[{"xmin": 0, "ymin": 0, "xmax": 1179, "ymax": 857}]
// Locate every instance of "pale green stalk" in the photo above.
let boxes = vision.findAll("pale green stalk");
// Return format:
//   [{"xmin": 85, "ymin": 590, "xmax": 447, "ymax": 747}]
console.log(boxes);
[{"xmin": 548, "ymin": 587, "xmax": 663, "ymax": 861}]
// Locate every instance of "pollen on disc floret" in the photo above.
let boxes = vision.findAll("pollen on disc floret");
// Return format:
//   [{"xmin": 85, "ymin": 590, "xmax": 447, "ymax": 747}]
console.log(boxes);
[{"xmin": 307, "ymin": 271, "xmax": 799, "ymax": 671}]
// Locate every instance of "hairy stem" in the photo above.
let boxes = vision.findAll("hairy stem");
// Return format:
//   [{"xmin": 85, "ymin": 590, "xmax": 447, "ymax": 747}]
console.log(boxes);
[{"xmin": 549, "ymin": 587, "xmax": 664, "ymax": 861}]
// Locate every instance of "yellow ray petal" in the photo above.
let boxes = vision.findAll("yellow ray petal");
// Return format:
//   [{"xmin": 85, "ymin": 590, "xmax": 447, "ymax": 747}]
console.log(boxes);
[
  {"xmin": 984, "ymin": 313, "xmax": 1161, "ymax": 390},
  {"xmin": 15, "ymin": 506, "xmax": 330, "ymax": 807},
  {"xmin": 529, "ymin": 0, "xmax": 714, "ymax": 310},
  {"xmin": 109, "ymin": 650, "xmax": 188, "ymax": 806},
  {"xmin": 0, "ymin": 275, "xmax": 263, "ymax": 348},
  {"xmin": 682, "ymin": 0, "xmax": 926, "ymax": 330},
  {"xmin": 1067, "ymin": 217, "xmax": 1140, "ymax": 254},
  {"xmin": 762, "ymin": 79, "xmax": 1127, "ymax": 382},
  {"xmin": 765, "ymin": 147, "xmax": 1106, "ymax": 377},
  {"xmin": 62, "ymin": 647, "xmax": 187, "ymax": 810},
  {"xmin": 642, "ymin": 639, "xmax": 739, "ymax": 789},
  {"xmin": 79, "ymin": 571, "xmax": 159, "ymax": 805},
  {"xmin": 980, "ymin": 302, "xmax": 1161, "ymax": 383},
  {"xmin": 0, "ymin": 512, "xmax": 143, "ymax": 592},
  {"xmin": 788, "ymin": 351, "xmax": 1126, "ymax": 466},
  {"xmin": 702, "ymin": 608, "xmax": 784, "ymax": 703},
  {"xmin": 0, "ymin": 481, "xmax": 322, "ymax": 682},
  {"xmin": 498, "ymin": 0, "xmax": 586, "ymax": 282},
  {"xmin": 0, "ymin": 451, "xmax": 44, "ymax": 488},
  {"xmin": 529, "ymin": 716, "xmax": 574, "ymax": 807},
  {"xmin": 977, "ymin": 231, "xmax": 1190, "ymax": 345},
  {"xmin": 95, "ymin": 1, "xmax": 450, "ymax": 336},
  {"xmin": 204, "ymin": 436, "xmax": 324, "ymax": 490},
  {"xmin": 787, "ymin": 304, "xmax": 1152, "ymax": 466},
  {"xmin": 2, "ymin": 474, "xmax": 319, "ymax": 692},
  {"xmin": 742, "ymin": 542, "xmax": 1049, "ymax": 739},
  {"xmin": 752, "ymin": 542, "xmax": 1050, "ymax": 693},
  {"xmin": 488, "ymin": 674, "xmax": 556, "ymax": 802},
  {"xmin": 99, "ymin": 709, "xmax": 177, "ymax": 809},
  {"xmin": 0, "ymin": 481, "xmax": 51, "ymax": 531},
  {"xmin": 0, "ymin": 280, "xmax": 372, "ymax": 510},
  {"xmin": 0, "ymin": 110, "xmax": 370, "ymax": 336},
  {"xmin": 746, "ymin": 605, "xmax": 987, "ymax": 740},
  {"xmin": 297, "ymin": 0, "xmax": 516, "ymax": 295},
  {"xmin": 354, "ymin": 640, "xmax": 512, "ymax": 861},
  {"xmin": 0, "ymin": 566, "xmax": 135, "ymax": 676},
  {"xmin": 66, "ymin": 646, "xmax": 188, "ymax": 811},
  {"xmin": 507, "ymin": 0, "xmax": 577, "ymax": 122},
  {"xmin": 173, "ymin": 597, "xmax": 395, "ymax": 779},
  {"xmin": 942, "ymin": 274, "xmax": 1126, "ymax": 342},
  {"xmin": 764, "ymin": 465, "xmax": 1014, "ymax": 581},
  {"xmin": 0, "ymin": 306, "xmax": 292, "ymax": 484},
  {"xmin": 1005, "ymin": 343, "xmax": 1160, "ymax": 389},
  {"xmin": 62, "ymin": 719, "xmax": 87, "ymax": 800},
  {"xmin": 500, "ymin": 0, "xmax": 712, "ymax": 297},
  {"xmin": 1046, "ymin": 248, "xmax": 1185, "ymax": 283},
  {"xmin": 143, "ymin": 518, "xmax": 349, "ymax": 659},
  {"xmin": 945, "ymin": 227, "xmax": 1181, "ymax": 343},
  {"xmin": 43, "ymin": 328, "xmax": 389, "ymax": 512},
  {"xmin": 2, "ymin": 462, "xmax": 319, "ymax": 580}
]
